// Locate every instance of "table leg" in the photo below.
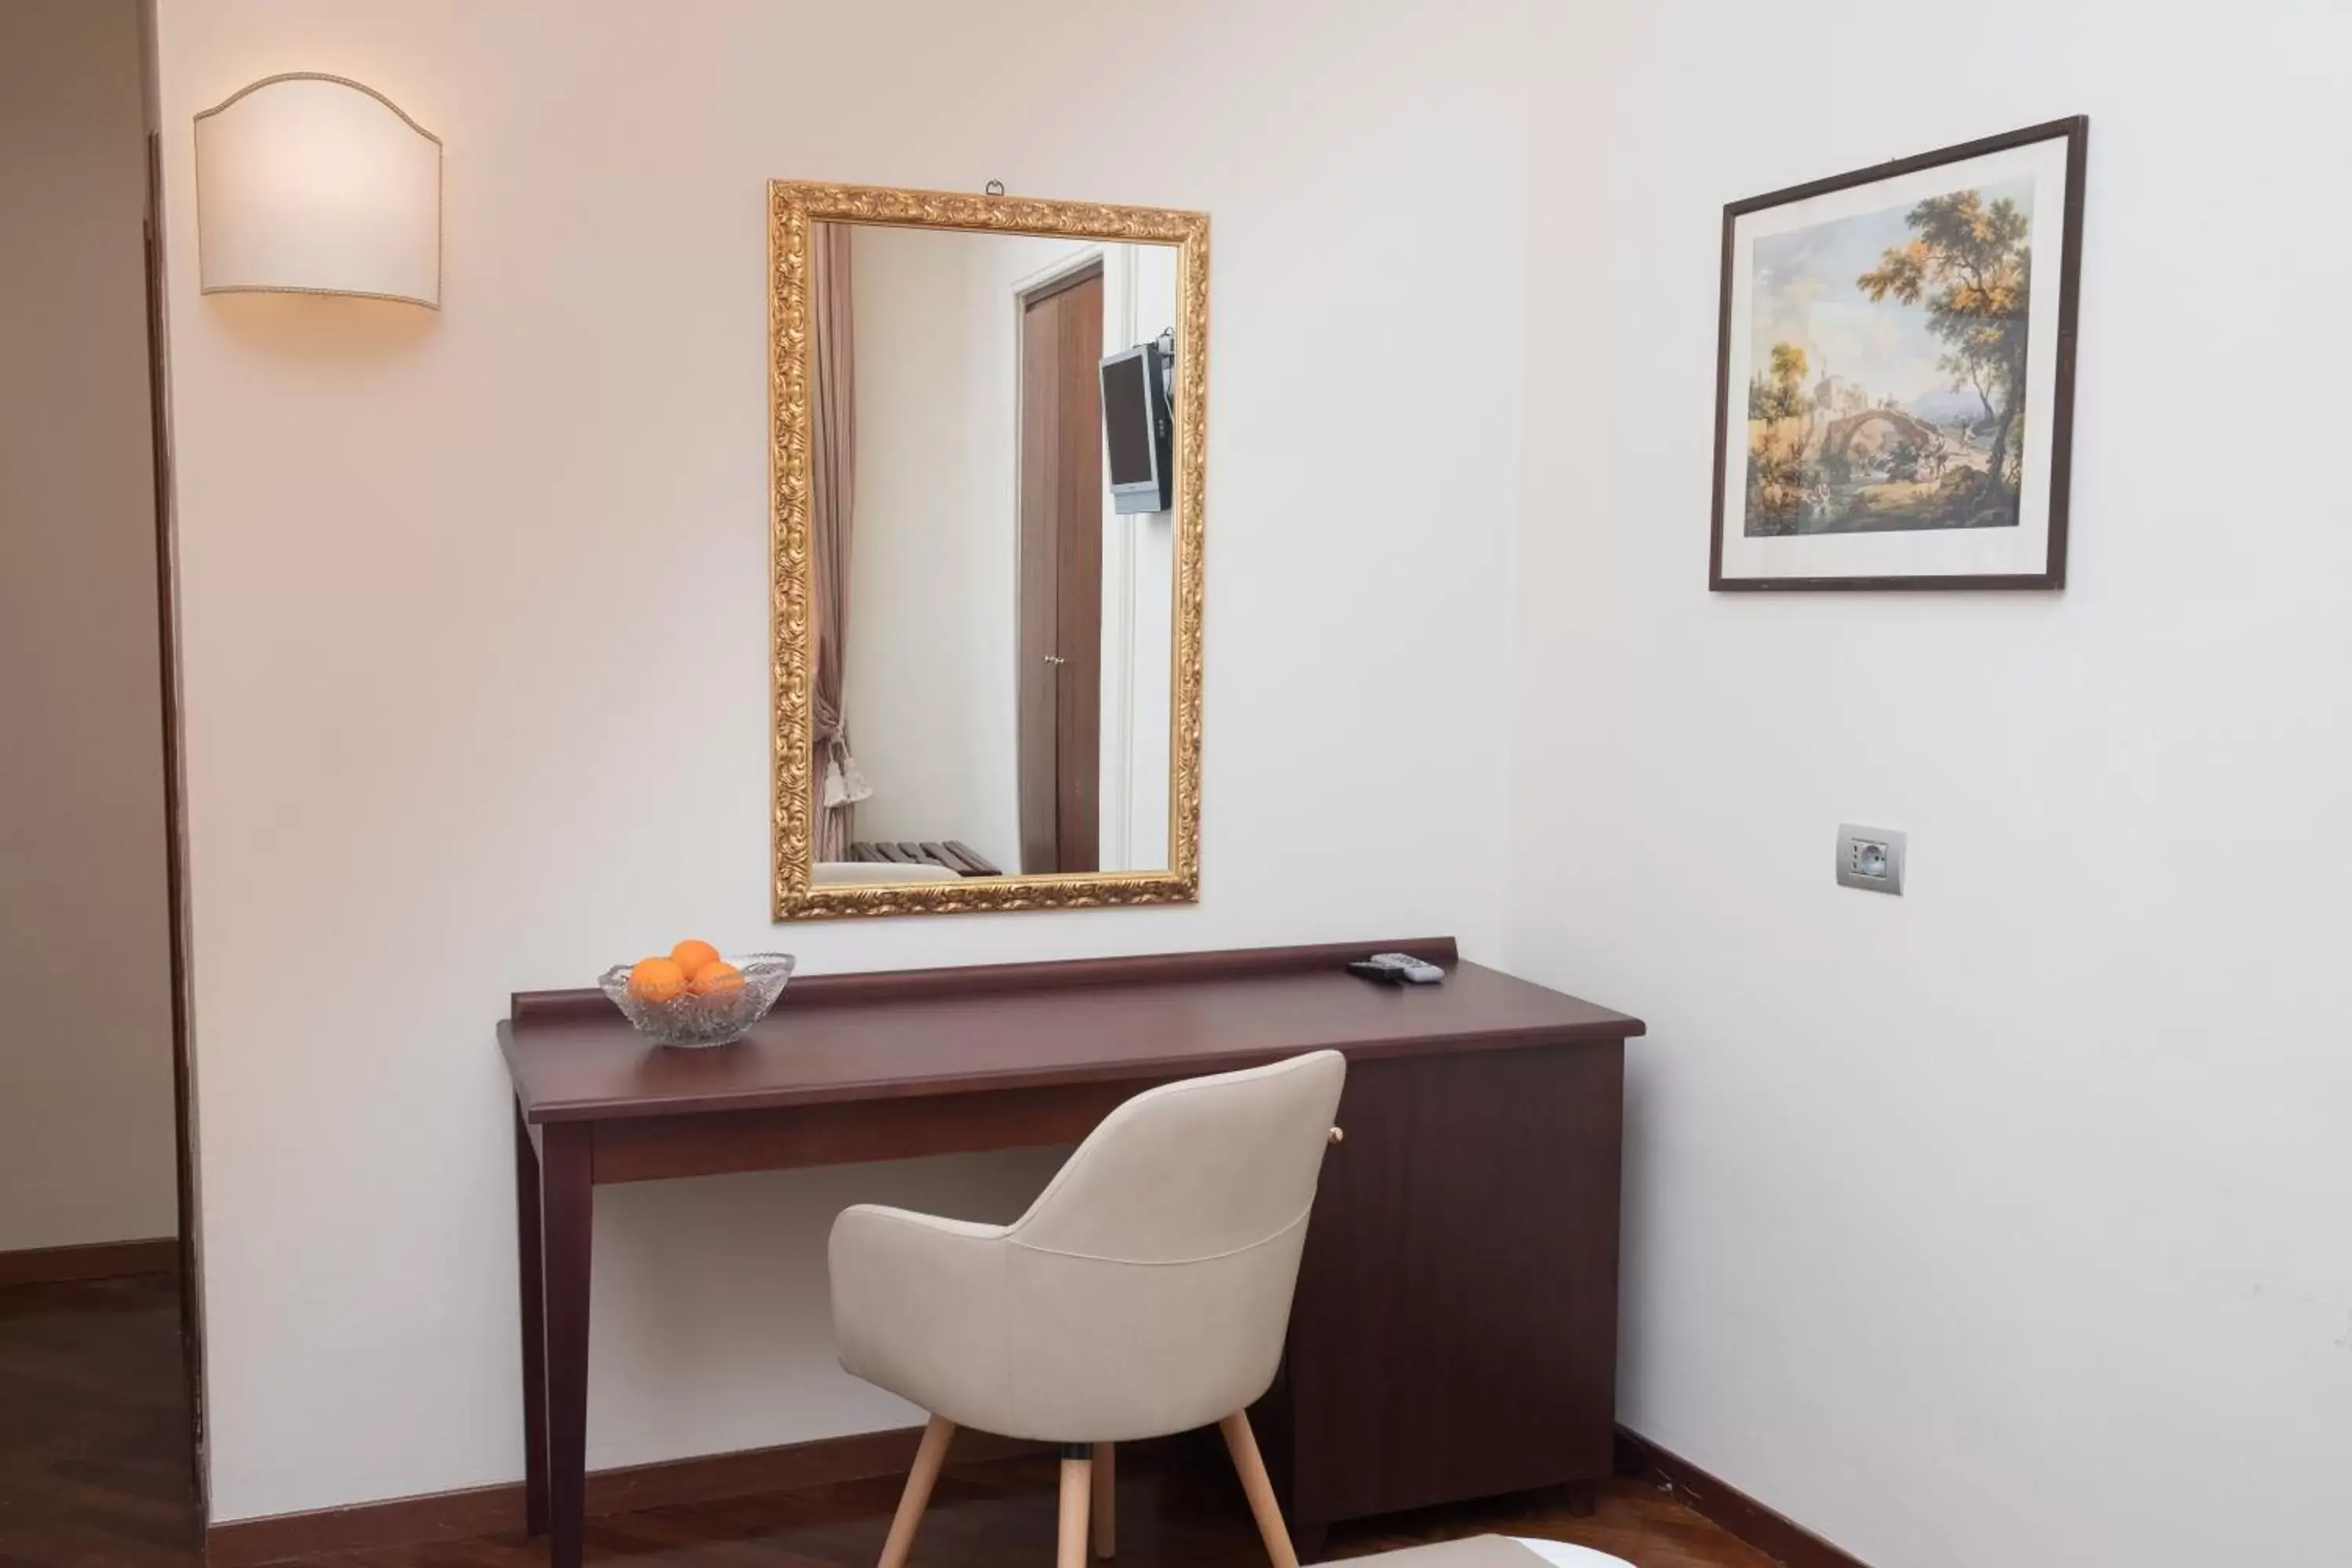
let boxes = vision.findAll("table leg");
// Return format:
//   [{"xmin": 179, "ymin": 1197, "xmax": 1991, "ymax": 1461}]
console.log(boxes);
[
  {"xmin": 539, "ymin": 1123, "xmax": 593, "ymax": 1568},
  {"xmin": 514, "ymin": 1105, "xmax": 549, "ymax": 1537}
]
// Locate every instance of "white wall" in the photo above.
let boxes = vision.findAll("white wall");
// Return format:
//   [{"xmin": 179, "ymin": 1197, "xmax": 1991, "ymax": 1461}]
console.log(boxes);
[
  {"xmin": 0, "ymin": 0, "xmax": 180, "ymax": 1254},
  {"xmin": 1504, "ymin": 5, "xmax": 2352, "ymax": 1566},
  {"xmin": 151, "ymin": 0, "xmax": 1528, "ymax": 1523},
  {"xmin": 1100, "ymin": 241, "xmax": 1178, "ymax": 872}
]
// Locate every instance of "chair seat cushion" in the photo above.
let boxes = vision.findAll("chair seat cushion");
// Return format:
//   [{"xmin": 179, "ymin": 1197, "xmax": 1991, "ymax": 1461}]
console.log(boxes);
[{"xmin": 1341, "ymin": 1537, "xmax": 1630, "ymax": 1568}]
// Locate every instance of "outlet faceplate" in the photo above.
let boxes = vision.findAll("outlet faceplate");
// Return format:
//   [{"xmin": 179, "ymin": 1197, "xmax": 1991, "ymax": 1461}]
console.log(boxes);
[{"xmin": 1836, "ymin": 825, "xmax": 1906, "ymax": 895}]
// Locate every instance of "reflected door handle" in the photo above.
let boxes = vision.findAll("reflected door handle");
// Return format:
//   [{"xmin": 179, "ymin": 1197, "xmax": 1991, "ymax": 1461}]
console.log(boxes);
[{"xmin": 1044, "ymin": 655, "xmax": 1066, "ymax": 666}]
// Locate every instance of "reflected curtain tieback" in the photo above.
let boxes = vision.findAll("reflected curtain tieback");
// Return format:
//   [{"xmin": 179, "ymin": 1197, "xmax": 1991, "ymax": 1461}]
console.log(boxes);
[{"xmin": 821, "ymin": 731, "xmax": 871, "ymax": 810}]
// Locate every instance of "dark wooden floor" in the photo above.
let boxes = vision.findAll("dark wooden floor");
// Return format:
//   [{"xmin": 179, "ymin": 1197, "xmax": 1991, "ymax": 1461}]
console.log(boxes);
[
  {"xmin": 0, "ymin": 1273, "xmax": 1776, "ymax": 1568},
  {"xmin": 0, "ymin": 1274, "xmax": 198, "ymax": 1568}
]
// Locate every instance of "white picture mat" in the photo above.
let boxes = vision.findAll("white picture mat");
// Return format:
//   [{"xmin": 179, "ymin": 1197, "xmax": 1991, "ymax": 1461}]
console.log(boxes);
[{"xmin": 1717, "ymin": 135, "xmax": 2070, "ymax": 582}]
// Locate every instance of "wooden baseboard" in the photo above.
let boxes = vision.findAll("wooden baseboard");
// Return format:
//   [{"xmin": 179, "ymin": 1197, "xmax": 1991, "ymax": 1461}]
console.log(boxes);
[
  {"xmin": 1616, "ymin": 1428, "xmax": 1874, "ymax": 1568},
  {"xmin": 0, "ymin": 1236, "xmax": 180, "ymax": 1288},
  {"xmin": 204, "ymin": 1419, "xmax": 1857, "ymax": 1567},
  {"xmin": 205, "ymin": 1421, "xmax": 1046, "ymax": 1567}
]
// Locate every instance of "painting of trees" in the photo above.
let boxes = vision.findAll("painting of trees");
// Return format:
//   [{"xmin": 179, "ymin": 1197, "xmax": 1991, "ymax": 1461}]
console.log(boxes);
[
  {"xmin": 1747, "ymin": 342, "xmax": 1811, "ymax": 421},
  {"xmin": 1856, "ymin": 191, "xmax": 2031, "ymax": 492},
  {"xmin": 1713, "ymin": 117, "xmax": 2082, "ymax": 586},
  {"xmin": 1743, "ymin": 342, "xmax": 1813, "ymax": 534}
]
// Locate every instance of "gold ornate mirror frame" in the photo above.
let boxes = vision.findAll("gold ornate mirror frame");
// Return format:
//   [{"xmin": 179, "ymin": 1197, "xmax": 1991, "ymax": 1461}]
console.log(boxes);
[{"xmin": 768, "ymin": 180, "xmax": 1209, "ymax": 919}]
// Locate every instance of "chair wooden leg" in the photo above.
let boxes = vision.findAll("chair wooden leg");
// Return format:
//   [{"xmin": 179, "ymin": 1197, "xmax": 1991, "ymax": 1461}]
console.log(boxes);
[
  {"xmin": 1218, "ymin": 1411, "xmax": 1300, "ymax": 1568},
  {"xmin": 1057, "ymin": 1450, "xmax": 1093, "ymax": 1568},
  {"xmin": 1091, "ymin": 1442, "xmax": 1116, "ymax": 1558},
  {"xmin": 877, "ymin": 1415, "xmax": 956, "ymax": 1568}
]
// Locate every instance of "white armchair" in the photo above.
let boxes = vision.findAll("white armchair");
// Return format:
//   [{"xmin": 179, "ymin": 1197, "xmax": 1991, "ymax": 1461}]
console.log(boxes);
[{"xmin": 829, "ymin": 1050, "xmax": 1348, "ymax": 1568}]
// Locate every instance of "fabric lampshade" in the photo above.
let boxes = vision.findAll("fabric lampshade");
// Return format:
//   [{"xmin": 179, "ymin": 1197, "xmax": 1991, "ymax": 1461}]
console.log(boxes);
[{"xmin": 194, "ymin": 74, "xmax": 440, "ymax": 308}]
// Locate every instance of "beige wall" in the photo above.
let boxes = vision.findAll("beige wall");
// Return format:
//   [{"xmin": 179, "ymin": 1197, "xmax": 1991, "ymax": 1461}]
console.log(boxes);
[
  {"xmin": 0, "ymin": 0, "xmax": 178, "ymax": 1254},
  {"xmin": 150, "ymin": 0, "xmax": 1529, "ymax": 1523}
]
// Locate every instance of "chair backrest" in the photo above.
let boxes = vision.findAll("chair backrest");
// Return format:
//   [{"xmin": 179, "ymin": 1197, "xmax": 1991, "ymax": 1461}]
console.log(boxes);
[
  {"xmin": 827, "ymin": 1050, "xmax": 1349, "ymax": 1441},
  {"xmin": 1007, "ymin": 1049, "xmax": 1347, "ymax": 1264}
]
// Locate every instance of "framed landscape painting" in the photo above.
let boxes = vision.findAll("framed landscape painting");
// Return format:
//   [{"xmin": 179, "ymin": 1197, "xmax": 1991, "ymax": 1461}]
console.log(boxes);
[{"xmin": 1710, "ymin": 117, "xmax": 2087, "ymax": 590}]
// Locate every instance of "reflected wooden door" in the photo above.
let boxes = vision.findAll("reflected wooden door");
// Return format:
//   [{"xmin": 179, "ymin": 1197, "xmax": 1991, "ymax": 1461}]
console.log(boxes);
[{"xmin": 1017, "ymin": 263, "xmax": 1104, "ymax": 874}]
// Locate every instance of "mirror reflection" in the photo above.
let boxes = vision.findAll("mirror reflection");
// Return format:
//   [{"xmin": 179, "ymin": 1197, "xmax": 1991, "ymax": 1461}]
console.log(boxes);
[{"xmin": 807, "ymin": 221, "xmax": 1181, "ymax": 884}]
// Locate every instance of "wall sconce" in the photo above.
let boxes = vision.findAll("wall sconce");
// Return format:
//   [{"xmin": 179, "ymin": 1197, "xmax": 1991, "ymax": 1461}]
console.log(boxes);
[{"xmin": 194, "ymin": 73, "xmax": 441, "ymax": 309}]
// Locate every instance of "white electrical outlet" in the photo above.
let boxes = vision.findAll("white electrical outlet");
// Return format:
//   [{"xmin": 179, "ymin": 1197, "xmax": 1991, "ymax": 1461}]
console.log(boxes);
[{"xmin": 1835, "ymin": 825, "xmax": 1906, "ymax": 895}]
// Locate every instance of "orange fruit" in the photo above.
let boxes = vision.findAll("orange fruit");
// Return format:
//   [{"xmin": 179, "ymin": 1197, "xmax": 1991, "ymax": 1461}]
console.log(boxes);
[
  {"xmin": 690, "ymin": 960, "xmax": 742, "ymax": 996},
  {"xmin": 670, "ymin": 938, "xmax": 720, "ymax": 978},
  {"xmin": 628, "ymin": 956, "xmax": 688, "ymax": 1004}
]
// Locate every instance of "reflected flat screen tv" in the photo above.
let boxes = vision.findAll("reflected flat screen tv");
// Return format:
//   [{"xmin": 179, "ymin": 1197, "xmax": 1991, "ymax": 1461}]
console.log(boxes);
[{"xmin": 1098, "ymin": 342, "xmax": 1172, "ymax": 515}]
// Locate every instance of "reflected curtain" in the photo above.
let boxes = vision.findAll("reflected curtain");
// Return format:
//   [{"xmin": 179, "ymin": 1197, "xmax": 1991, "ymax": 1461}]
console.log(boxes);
[{"xmin": 810, "ymin": 223, "xmax": 864, "ymax": 860}]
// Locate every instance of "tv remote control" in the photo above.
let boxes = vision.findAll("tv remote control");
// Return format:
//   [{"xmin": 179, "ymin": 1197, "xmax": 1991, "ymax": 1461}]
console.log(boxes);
[{"xmin": 1347, "ymin": 951, "xmax": 1446, "ymax": 985}]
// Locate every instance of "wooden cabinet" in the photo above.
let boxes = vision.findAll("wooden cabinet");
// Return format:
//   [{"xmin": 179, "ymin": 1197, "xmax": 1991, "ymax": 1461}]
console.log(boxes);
[{"xmin": 1261, "ymin": 1042, "xmax": 1625, "ymax": 1548}]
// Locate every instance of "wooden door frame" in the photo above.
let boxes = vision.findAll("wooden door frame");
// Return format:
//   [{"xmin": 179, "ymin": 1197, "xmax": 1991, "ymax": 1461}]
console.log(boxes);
[
  {"xmin": 1012, "ymin": 253, "xmax": 1108, "ymax": 873},
  {"xmin": 1011, "ymin": 247, "xmax": 1155, "ymax": 872},
  {"xmin": 1009, "ymin": 245, "xmax": 1111, "ymax": 692},
  {"xmin": 141, "ymin": 125, "xmax": 207, "ymax": 1517}
]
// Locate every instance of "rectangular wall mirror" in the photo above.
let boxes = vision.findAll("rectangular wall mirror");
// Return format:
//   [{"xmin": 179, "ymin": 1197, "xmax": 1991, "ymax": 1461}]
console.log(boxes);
[{"xmin": 768, "ymin": 183, "xmax": 1207, "ymax": 918}]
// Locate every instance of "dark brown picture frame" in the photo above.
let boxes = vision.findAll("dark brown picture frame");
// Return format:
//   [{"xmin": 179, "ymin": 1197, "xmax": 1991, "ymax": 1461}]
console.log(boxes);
[{"xmin": 1708, "ymin": 116, "xmax": 2088, "ymax": 591}]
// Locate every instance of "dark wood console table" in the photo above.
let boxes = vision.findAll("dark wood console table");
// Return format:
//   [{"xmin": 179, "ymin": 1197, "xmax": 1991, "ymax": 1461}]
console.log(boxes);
[{"xmin": 499, "ymin": 937, "xmax": 1642, "ymax": 1568}]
